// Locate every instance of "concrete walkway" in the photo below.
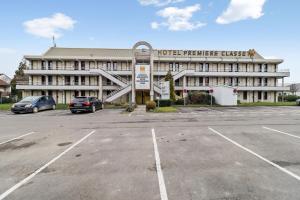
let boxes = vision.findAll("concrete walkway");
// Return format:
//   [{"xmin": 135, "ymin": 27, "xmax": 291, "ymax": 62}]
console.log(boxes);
[{"xmin": 132, "ymin": 105, "xmax": 146, "ymax": 115}]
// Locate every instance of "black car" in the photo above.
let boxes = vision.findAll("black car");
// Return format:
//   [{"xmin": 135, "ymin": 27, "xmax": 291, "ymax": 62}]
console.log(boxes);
[
  {"xmin": 11, "ymin": 96, "xmax": 56, "ymax": 114},
  {"xmin": 69, "ymin": 96, "xmax": 102, "ymax": 113}
]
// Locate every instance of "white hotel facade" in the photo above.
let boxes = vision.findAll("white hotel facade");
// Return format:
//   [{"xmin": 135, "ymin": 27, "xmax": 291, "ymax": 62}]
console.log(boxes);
[{"xmin": 17, "ymin": 41, "xmax": 290, "ymax": 104}]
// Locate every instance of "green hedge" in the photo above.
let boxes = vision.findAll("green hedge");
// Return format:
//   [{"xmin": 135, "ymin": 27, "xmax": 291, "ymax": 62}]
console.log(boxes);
[
  {"xmin": 278, "ymin": 95, "xmax": 300, "ymax": 102},
  {"xmin": 155, "ymin": 99, "xmax": 173, "ymax": 107},
  {"xmin": 188, "ymin": 92, "xmax": 215, "ymax": 105}
]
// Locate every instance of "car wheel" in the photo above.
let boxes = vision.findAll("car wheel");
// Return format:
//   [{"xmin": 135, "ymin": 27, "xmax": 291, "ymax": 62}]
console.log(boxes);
[
  {"xmin": 33, "ymin": 107, "xmax": 38, "ymax": 113},
  {"xmin": 71, "ymin": 110, "xmax": 77, "ymax": 114},
  {"xmin": 92, "ymin": 105, "xmax": 96, "ymax": 113},
  {"xmin": 52, "ymin": 105, "xmax": 56, "ymax": 110}
]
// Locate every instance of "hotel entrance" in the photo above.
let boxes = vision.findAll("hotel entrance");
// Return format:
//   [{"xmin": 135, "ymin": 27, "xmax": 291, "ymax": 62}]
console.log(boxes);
[{"xmin": 136, "ymin": 91, "xmax": 150, "ymax": 105}]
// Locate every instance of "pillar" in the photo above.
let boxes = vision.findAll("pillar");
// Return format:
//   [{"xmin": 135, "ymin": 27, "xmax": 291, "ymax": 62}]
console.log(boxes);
[
  {"xmin": 131, "ymin": 58, "xmax": 136, "ymax": 105},
  {"xmin": 150, "ymin": 54, "xmax": 154, "ymax": 101},
  {"xmin": 99, "ymin": 75, "xmax": 103, "ymax": 101}
]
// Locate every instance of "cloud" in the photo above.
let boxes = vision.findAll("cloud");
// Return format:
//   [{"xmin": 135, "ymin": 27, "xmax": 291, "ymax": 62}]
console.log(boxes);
[
  {"xmin": 152, "ymin": 4, "xmax": 206, "ymax": 31},
  {"xmin": 216, "ymin": 0, "xmax": 266, "ymax": 24},
  {"xmin": 138, "ymin": 0, "xmax": 184, "ymax": 7},
  {"xmin": 0, "ymin": 48, "xmax": 16, "ymax": 54},
  {"xmin": 23, "ymin": 13, "xmax": 76, "ymax": 39}
]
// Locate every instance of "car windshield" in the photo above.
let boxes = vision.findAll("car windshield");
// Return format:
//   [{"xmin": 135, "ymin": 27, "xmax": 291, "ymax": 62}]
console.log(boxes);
[
  {"xmin": 72, "ymin": 97, "xmax": 89, "ymax": 103},
  {"xmin": 20, "ymin": 96, "xmax": 40, "ymax": 103}
]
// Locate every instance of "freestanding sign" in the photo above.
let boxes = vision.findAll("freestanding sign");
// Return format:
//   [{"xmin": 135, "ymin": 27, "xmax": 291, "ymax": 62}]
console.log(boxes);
[
  {"xmin": 135, "ymin": 64, "xmax": 150, "ymax": 90},
  {"xmin": 160, "ymin": 81, "xmax": 170, "ymax": 100}
]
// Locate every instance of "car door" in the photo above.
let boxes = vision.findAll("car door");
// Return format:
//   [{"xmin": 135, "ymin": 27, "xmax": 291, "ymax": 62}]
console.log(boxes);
[
  {"xmin": 46, "ymin": 96, "xmax": 53, "ymax": 109},
  {"xmin": 38, "ymin": 97, "xmax": 47, "ymax": 110}
]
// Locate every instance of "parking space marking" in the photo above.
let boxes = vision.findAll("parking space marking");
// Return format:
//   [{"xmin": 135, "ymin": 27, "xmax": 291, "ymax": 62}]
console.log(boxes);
[
  {"xmin": 263, "ymin": 126, "xmax": 300, "ymax": 140},
  {"xmin": 151, "ymin": 128, "xmax": 168, "ymax": 200},
  {"xmin": 0, "ymin": 132, "xmax": 35, "ymax": 146},
  {"xmin": 0, "ymin": 130, "xmax": 96, "ymax": 200},
  {"xmin": 208, "ymin": 127, "xmax": 300, "ymax": 182}
]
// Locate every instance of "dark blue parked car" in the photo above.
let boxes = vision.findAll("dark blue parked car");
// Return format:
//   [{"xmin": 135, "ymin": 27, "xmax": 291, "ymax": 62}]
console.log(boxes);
[{"xmin": 11, "ymin": 96, "xmax": 56, "ymax": 114}]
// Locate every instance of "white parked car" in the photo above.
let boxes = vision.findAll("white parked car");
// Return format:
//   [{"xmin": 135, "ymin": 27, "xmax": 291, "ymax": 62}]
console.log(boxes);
[{"xmin": 296, "ymin": 99, "xmax": 300, "ymax": 106}]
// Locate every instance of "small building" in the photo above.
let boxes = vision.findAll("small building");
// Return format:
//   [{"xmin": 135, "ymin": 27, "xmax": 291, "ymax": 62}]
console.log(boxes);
[{"xmin": 0, "ymin": 74, "xmax": 11, "ymax": 97}]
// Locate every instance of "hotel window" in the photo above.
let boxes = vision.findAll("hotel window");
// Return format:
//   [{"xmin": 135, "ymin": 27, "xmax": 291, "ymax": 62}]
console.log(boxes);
[
  {"xmin": 258, "ymin": 64, "xmax": 262, "ymax": 72},
  {"xmin": 264, "ymin": 92, "xmax": 268, "ymax": 100},
  {"xmin": 41, "ymin": 61, "xmax": 46, "ymax": 70},
  {"xmin": 175, "ymin": 79, "xmax": 180, "ymax": 86},
  {"xmin": 263, "ymin": 64, "xmax": 268, "ymax": 72},
  {"xmin": 196, "ymin": 63, "xmax": 203, "ymax": 72},
  {"xmin": 81, "ymin": 61, "xmax": 85, "ymax": 70},
  {"xmin": 264, "ymin": 78, "xmax": 268, "ymax": 86},
  {"xmin": 81, "ymin": 76, "xmax": 85, "ymax": 85},
  {"xmin": 175, "ymin": 63, "xmax": 179, "ymax": 71},
  {"xmin": 243, "ymin": 92, "xmax": 247, "ymax": 100},
  {"xmin": 113, "ymin": 62, "xmax": 118, "ymax": 71},
  {"xmin": 106, "ymin": 79, "xmax": 112, "ymax": 85},
  {"xmin": 74, "ymin": 61, "xmax": 79, "ymax": 70},
  {"xmin": 65, "ymin": 76, "xmax": 71, "ymax": 85},
  {"xmin": 48, "ymin": 61, "xmax": 53, "ymax": 70},
  {"xmin": 169, "ymin": 63, "xmax": 174, "ymax": 71},
  {"xmin": 229, "ymin": 64, "xmax": 233, "ymax": 72},
  {"xmin": 234, "ymin": 78, "xmax": 239, "ymax": 86},
  {"xmin": 258, "ymin": 78, "xmax": 262, "ymax": 86},
  {"xmin": 234, "ymin": 63, "xmax": 239, "ymax": 72},
  {"xmin": 48, "ymin": 91, "xmax": 53, "ymax": 97},
  {"xmin": 258, "ymin": 91, "xmax": 262, "ymax": 100},
  {"xmin": 229, "ymin": 78, "xmax": 233, "ymax": 86},
  {"xmin": 199, "ymin": 77, "xmax": 203, "ymax": 86},
  {"xmin": 205, "ymin": 63, "xmax": 209, "ymax": 72},
  {"xmin": 107, "ymin": 62, "xmax": 111, "ymax": 71},
  {"xmin": 205, "ymin": 77, "xmax": 209, "ymax": 86},
  {"xmin": 81, "ymin": 91, "xmax": 85, "ymax": 96},
  {"xmin": 74, "ymin": 76, "xmax": 79, "ymax": 85},
  {"xmin": 42, "ymin": 76, "xmax": 46, "ymax": 85},
  {"xmin": 75, "ymin": 91, "xmax": 79, "ymax": 97},
  {"xmin": 48, "ymin": 76, "xmax": 53, "ymax": 85}
]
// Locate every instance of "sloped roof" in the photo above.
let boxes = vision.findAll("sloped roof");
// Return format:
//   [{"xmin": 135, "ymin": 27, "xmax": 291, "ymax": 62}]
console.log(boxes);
[
  {"xmin": 0, "ymin": 79, "xmax": 9, "ymax": 86},
  {"xmin": 43, "ymin": 47, "xmax": 133, "ymax": 58}
]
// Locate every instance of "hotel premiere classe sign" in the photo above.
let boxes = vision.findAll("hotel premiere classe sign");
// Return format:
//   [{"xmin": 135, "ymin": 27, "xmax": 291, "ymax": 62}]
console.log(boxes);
[{"xmin": 157, "ymin": 49, "xmax": 257, "ymax": 58}]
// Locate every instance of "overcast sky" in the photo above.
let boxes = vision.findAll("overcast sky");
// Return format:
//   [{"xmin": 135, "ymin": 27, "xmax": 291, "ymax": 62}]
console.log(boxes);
[{"xmin": 0, "ymin": 0, "xmax": 299, "ymax": 82}]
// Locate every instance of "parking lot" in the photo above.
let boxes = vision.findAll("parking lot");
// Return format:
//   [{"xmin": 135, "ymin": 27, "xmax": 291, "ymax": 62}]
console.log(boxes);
[{"xmin": 0, "ymin": 106, "xmax": 300, "ymax": 200}]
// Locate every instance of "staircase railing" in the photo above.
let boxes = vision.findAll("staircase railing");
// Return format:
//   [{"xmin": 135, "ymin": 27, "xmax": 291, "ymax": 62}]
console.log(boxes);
[{"xmin": 105, "ymin": 84, "xmax": 131, "ymax": 101}]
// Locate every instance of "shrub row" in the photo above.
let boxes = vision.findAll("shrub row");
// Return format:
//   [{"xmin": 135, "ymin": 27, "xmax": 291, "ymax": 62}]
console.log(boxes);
[{"xmin": 278, "ymin": 95, "xmax": 300, "ymax": 102}]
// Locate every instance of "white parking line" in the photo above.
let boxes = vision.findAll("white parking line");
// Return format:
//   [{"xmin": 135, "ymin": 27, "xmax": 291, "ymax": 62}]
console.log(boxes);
[
  {"xmin": 208, "ymin": 127, "xmax": 300, "ymax": 182},
  {"xmin": 151, "ymin": 128, "xmax": 168, "ymax": 200},
  {"xmin": 263, "ymin": 126, "xmax": 300, "ymax": 140},
  {"xmin": 128, "ymin": 112, "xmax": 132, "ymax": 117},
  {"xmin": 0, "ymin": 132, "xmax": 35, "ymax": 146},
  {"xmin": 0, "ymin": 130, "xmax": 96, "ymax": 200}
]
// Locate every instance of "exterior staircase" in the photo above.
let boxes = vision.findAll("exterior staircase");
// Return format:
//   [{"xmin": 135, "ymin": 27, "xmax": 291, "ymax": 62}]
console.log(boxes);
[
  {"xmin": 90, "ymin": 69, "xmax": 127, "ymax": 87},
  {"xmin": 91, "ymin": 68, "xmax": 196, "ymax": 102},
  {"xmin": 105, "ymin": 84, "xmax": 132, "ymax": 103},
  {"xmin": 154, "ymin": 70, "xmax": 195, "ymax": 93}
]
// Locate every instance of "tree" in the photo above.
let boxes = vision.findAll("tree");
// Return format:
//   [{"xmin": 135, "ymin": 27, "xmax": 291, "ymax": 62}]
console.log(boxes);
[
  {"xmin": 290, "ymin": 84, "xmax": 300, "ymax": 95},
  {"xmin": 11, "ymin": 60, "xmax": 28, "ymax": 100},
  {"xmin": 164, "ymin": 70, "xmax": 176, "ymax": 101}
]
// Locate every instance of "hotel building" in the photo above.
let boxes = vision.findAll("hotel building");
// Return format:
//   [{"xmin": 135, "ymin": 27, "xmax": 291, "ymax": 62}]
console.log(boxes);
[{"xmin": 17, "ymin": 41, "xmax": 290, "ymax": 104}]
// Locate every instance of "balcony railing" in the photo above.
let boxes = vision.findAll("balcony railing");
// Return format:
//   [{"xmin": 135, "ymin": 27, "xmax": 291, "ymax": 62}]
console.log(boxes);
[{"xmin": 17, "ymin": 81, "xmax": 99, "ymax": 87}]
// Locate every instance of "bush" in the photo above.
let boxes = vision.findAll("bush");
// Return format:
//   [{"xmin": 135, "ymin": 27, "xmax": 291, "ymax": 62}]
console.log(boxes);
[
  {"xmin": 155, "ymin": 99, "xmax": 173, "ymax": 107},
  {"xmin": 126, "ymin": 104, "xmax": 136, "ymax": 112},
  {"xmin": 0, "ymin": 97, "xmax": 14, "ymax": 104},
  {"xmin": 174, "ymin": 98, "xmax": 185, "ymax": 105},
  {"xmin": 146, "ymin": 101, "xmax": 156, "ymax": 111},
  {"xmin": 278, "ymin": 95, "xmax": 300, "ymax": 102},
  {"xmin": 188, "ymin": 92, "xmax": 215, "ymax": 105}
]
